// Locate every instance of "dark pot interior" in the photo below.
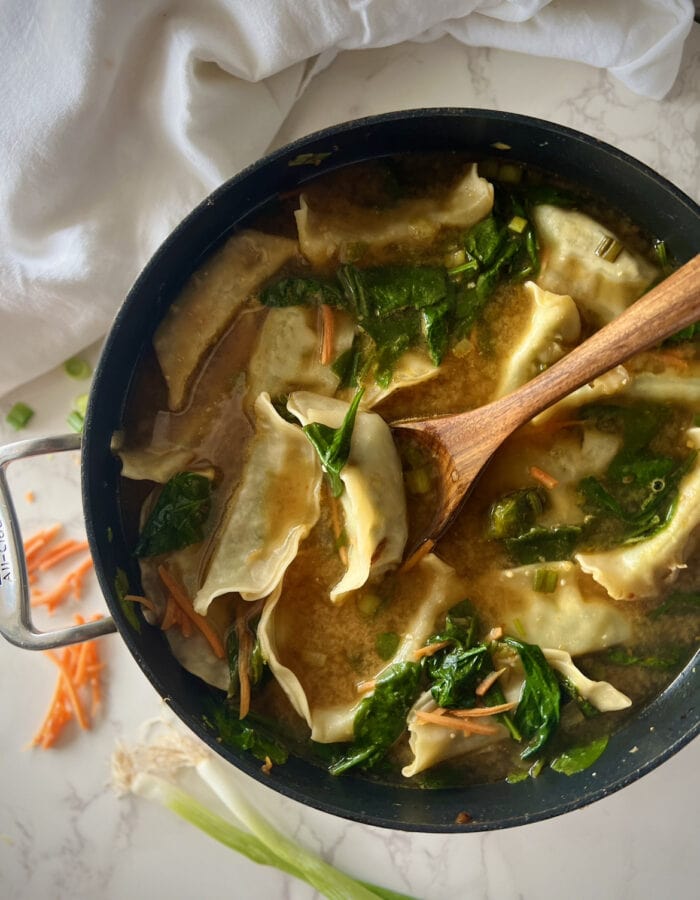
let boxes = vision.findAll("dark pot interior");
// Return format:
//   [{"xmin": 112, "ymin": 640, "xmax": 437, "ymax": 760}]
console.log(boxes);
[{"xmin": 81, "ymin": 109, "xmax": 700, "ymax": 832}]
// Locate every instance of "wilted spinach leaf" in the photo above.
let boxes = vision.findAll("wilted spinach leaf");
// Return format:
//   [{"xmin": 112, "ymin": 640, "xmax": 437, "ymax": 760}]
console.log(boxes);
[
  {"xmin": 606, "ymin": 646, "xmax": 684, "ymax": 670},
  {"xmin": 503, "ymin": 637, "xmax": 560, "ymax": 760},
  {"xmin": 504, "ymin": 524, "xmax": 582, "ymax": 565},
  {"xmin": 649, "ymin": 590, "xmax": 700, "ymax": 619},
  {"xmin": 260, "ymin": 276, "xmax": 343, "ymax": 308},
  {"xmin": 329, "ymin": 661, "xmax": 421, "ymax": 775},
  {"xmin": 550, "ymin": 735, "xmax": 609, "ymax": 776},
  {"xmin": 486, "ymin": 488, "xmax": 546, "ymax": 540},
  {"xmin": 206, "ymin": 703, "xmax": 288, "ymax": 765},
  {"xmin": 302, "ymin": 388, "xmax": 364, "ymax": 497},
  {"xmin": 136, "ymin": 472, "xmax": 213, "ymax": 558}
]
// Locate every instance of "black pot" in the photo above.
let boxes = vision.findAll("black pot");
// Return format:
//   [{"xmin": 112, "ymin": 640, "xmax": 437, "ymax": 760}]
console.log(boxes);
[{"xmin": 2, "ymin": 109, "xmax": 699, "ymax": 832}]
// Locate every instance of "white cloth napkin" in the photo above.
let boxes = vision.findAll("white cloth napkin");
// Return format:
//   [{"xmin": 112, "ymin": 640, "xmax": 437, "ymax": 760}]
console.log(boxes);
[{"xmin": 0, "ymin": 0, "xmax": 694, "ymax": 398}]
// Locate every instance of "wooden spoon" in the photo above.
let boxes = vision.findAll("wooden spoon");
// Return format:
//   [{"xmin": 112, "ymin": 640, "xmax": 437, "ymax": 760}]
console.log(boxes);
[{"xmin": 393, "ymin": 253, "xmax": 700, "ymax": 566}]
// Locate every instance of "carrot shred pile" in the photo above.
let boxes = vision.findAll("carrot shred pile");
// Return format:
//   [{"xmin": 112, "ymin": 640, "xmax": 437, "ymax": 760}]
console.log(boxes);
[
  {"xmin": 157, "ymin": 565, "xmax": 225, "ymax": 660},
  {"xmin": 23, "ymin": 525, "xmax": 94, "ymax": 613},
  {"xmin": 30, "ymin": 614, "xmax": 105, "ymax": 749}
]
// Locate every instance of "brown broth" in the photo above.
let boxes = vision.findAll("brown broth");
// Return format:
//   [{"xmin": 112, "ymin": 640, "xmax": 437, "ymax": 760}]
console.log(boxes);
[{"xmin": 118, "ymin": 153, "xmax": 699, "ymax": 786}]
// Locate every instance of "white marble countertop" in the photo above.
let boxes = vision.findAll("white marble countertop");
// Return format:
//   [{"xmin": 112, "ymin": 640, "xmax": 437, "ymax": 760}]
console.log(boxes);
[{"xmin": 1, "ymin": 29, "xmax": 699, "ymax": 900}]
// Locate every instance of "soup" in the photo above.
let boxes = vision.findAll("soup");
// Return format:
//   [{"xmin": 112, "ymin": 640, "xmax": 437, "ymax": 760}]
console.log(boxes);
[{"xmin": 115, "ymin": 154, "xmax": 700, "ymax": 787}]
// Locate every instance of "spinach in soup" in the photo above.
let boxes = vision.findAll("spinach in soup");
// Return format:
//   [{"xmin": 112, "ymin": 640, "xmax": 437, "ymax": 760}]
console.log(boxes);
[{"xmin": 115, "ymin": 154, "xmax": 699, "ymax": 788}]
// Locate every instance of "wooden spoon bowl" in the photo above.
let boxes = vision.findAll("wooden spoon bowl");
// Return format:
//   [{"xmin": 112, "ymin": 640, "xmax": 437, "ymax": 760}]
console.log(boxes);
[{"xmin": 393, "ymin": 253, "xmax": 700, "ymax": 565}]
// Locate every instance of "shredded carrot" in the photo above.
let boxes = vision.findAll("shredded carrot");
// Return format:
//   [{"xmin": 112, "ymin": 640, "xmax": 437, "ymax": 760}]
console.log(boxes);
[
  {"xmin": 414, "ymin": 709, "xmax": 500, "ymax": 736},
  {"xmin": 30, "ymin": 615, "xmax": 105, "ymax": 749},
  {"xmin": 236, "ymin": 604, "xmax": 252, "ymax": 720},
  {"xmin": 448, "ymin": 701, "xmax": 517, "ymax": 717},
  {"xmin": 261, "ymin": 755, "xmax": 273, "ymax": 775},
  {"xmin": 124, "ymin": 593, "xmax": 159, "ymax": 615},
  {"xmin": 319, "ymin": 303, "xmax": 335, "ymax": 365},
  {"xmin": 475, "ymin": 667, "xmax": 507, "ymax": 696},
  {"xmin": 36, "ymin": 539, "xmax": 89, "ymax": 571},
  {"xmin": 25, "ymin": 491, "xmax": 35, "ymax": 504},
  {"xmin": 157, "ymin": 565, "xmax": 225, "ymax": 659},
  {"xmin": 647, "ymin": 349, "xmax": 690, "ymax": 371},
  {"xmin": 400, "ymin": 539, "xmax": 435, "ymax": 573},
  {"xmin": 356, "ymin": 679, "xmax": 376, "ymax": 695},
  {"xmin": 23, "ymin": 524, "xmax": 62, "ymax": 569},
  {"xmin": 529, "ymin": 465, "xmax": 559, "ymax": 489},
  {"xmin": 412, "ymin": 640, "xmax": 451, "ymax": 661},
  {"xmin": 31, "ymin": 555, "xmax": 94, "ymax": 614}
]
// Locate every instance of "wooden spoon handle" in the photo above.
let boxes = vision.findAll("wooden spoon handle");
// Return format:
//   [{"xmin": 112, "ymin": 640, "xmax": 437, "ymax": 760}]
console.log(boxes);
[{"xmin": 492, "ymin": 253, "xmax": 700, "ymax": 432}]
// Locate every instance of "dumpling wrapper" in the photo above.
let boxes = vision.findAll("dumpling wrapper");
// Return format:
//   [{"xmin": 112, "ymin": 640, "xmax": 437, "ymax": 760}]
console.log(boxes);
[
  {"xmin": 287, "ymin": 390, "xmax": 408, "ymax": 603},
  {"xmin": 338, "ymin": 348, "xmax": 440, "ymax": 409},
  {"xmin": 154, "ymin": 230, "xmax": 298, "ymax": 410},
  {"xmin": 575, "ymin": 428, "xmax": 700, "ymax": 601},
  {"xmin": 402, "ymin": 648, "xmax": 630, "ymax": 777},
  {"xmin": 494, "ymin": 281, "xmax": 581, "ymax": 398},
  {"xmin": 531, "ymin": 366, "xmax": 630, "ymax": 425},
  {"xmin": 483, "ymin": 425, "xmax": 621, "ymax": 528},
  {"xmin": 542, "ymin": 648, "xmax": 631, "ymax": 713},
  {"xmin": 295, "ymin": 164, "xmax": 493, "ymax": 267},
  {"xmin": 533, "ymin": 205, "xmax": 658, "ymax": 324},
  {"xmin": 258, "ymin": 554, "xmax": 469, "ymax": 743},
  {"xmin": 245, "ymin": 306, "xmax": 355, "ymax": 412},
  {"xmin": 496, "ymin": 561, "xmax": 631, "ymax": 655},
  {"xmin": 194, "ymin": 392, "xmax": 321, "ymax": 612}
]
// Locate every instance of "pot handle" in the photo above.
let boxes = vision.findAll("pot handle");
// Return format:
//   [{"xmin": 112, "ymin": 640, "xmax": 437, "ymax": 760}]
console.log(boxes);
[{"xmin": 0, "ymin": 434, "xmax": 116, "ymax": 650}]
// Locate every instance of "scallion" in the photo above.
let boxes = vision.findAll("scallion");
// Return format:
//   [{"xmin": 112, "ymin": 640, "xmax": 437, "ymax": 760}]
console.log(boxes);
[
  {"xmin": 67, "ymin": 410, "xmax": 85, "ymax": 433},
  {"xmin": 595, "ymin": 235, "xmax": 623, "ymax": 262},
  {"xmin": 6, "ymin": 401, "xmax": 34, "ymax": 430},
  {"xmin": 74, "ymin": 393, "xmax": 89, "ymax": 416},
  {"xmin": 64, "ymin": 356, "xmax": 92, "ymax": 379},
  {"xmin": 533, "ymin": 568, "xmax": 558, "ymax": 593},
  {"xmin": 405, "ymin": 467, "xmax": 431, "ymax": 495},
  {"xmin": 507, "ymin": 215, "xmax": 528, "ymax": 235},
  {"xmin": 112, "ymin": 723, "xmax": 414, "ymax": 900}
]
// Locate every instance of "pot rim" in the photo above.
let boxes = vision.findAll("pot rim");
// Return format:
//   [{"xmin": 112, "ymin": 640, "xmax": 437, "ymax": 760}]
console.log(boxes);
[{"xmin": 81, "ymin": 107, "xmax": 700, "ymax": 832}]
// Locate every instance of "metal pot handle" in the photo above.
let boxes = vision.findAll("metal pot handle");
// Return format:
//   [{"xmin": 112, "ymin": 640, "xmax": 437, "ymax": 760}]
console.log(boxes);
[{"xmin": 0, "ymin": 434, "xmax": 116, "ymax": 650}]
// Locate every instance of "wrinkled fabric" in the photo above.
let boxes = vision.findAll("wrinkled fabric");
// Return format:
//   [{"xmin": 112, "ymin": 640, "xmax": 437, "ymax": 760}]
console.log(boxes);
[{"xmin": 0, "ymin": 0, "xmax": 693, "ymax": 396}]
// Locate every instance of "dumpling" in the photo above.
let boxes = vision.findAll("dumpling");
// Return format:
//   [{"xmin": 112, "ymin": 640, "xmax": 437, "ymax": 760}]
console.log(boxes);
[
  {"xmin": 154, "ymin": 230, "xmax": 298, "ymax": 410},
  {"xmin": 575, "ymin": 428, "xmax": 700, "ymax": 601},
  {"xmin": 495, "ymin": 561, "xmax": 631, "ymax": 655},
  {"xmin": 531, "ymin": 366, "xmax": 630, "ymax": 425},
  {"xmin": 114, "ymin": 445, "xmax": 196, "ymax": 484},
  {"xmin": 483, "ymin": 425, "xmax": 621, "ymax": 527},
  {"xmin": 258, "ymin": 554, "xmax": 469, "ymax": 743},
  {"xmin": 245, "ymin": 306, "xmax": 355, "ymax": 411},
  {"xmin": 194, "ymin": 392, "xmax": 321, "ymax": 612},
  {"xmin": 402, "ymin": 647, "xmax": 630, "ymax": 777},
  {"xmin": 533, "ymin": 205, "xmax": 658, "ymax": 324},
  {"xmin": 295, "ymin": 165, "xmax": 493, "ymax": 267},
  {"xmin": 624, "ymin": 372, "xmax": 700, "ymax": 407},
  {"xmin": 542, "ymin": 649, "xmax": 631, "ymax": 712},
  {"xmin": 401, "ymin": 690, "xmax": 511, "ymax": 778},
  {"xmin": 338, "ymin": 348, "xmax": 440, "ymax": 409},
  {"xmin": 494, "ymin": 281, "xmax": 581, "ymax": 398},
  {"xmin": 287, "ymin": 390, "xmax": 408, "ymax": 603}
]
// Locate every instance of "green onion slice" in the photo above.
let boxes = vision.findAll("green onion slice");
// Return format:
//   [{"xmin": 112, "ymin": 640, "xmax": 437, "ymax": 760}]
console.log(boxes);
[
  {"xmin": 6, "ymin": 401, "xmax": 34, "ymax": 430},
  {"xmin": 64, "ymin": 356, "xmax": 92, "ymax": 379}
]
